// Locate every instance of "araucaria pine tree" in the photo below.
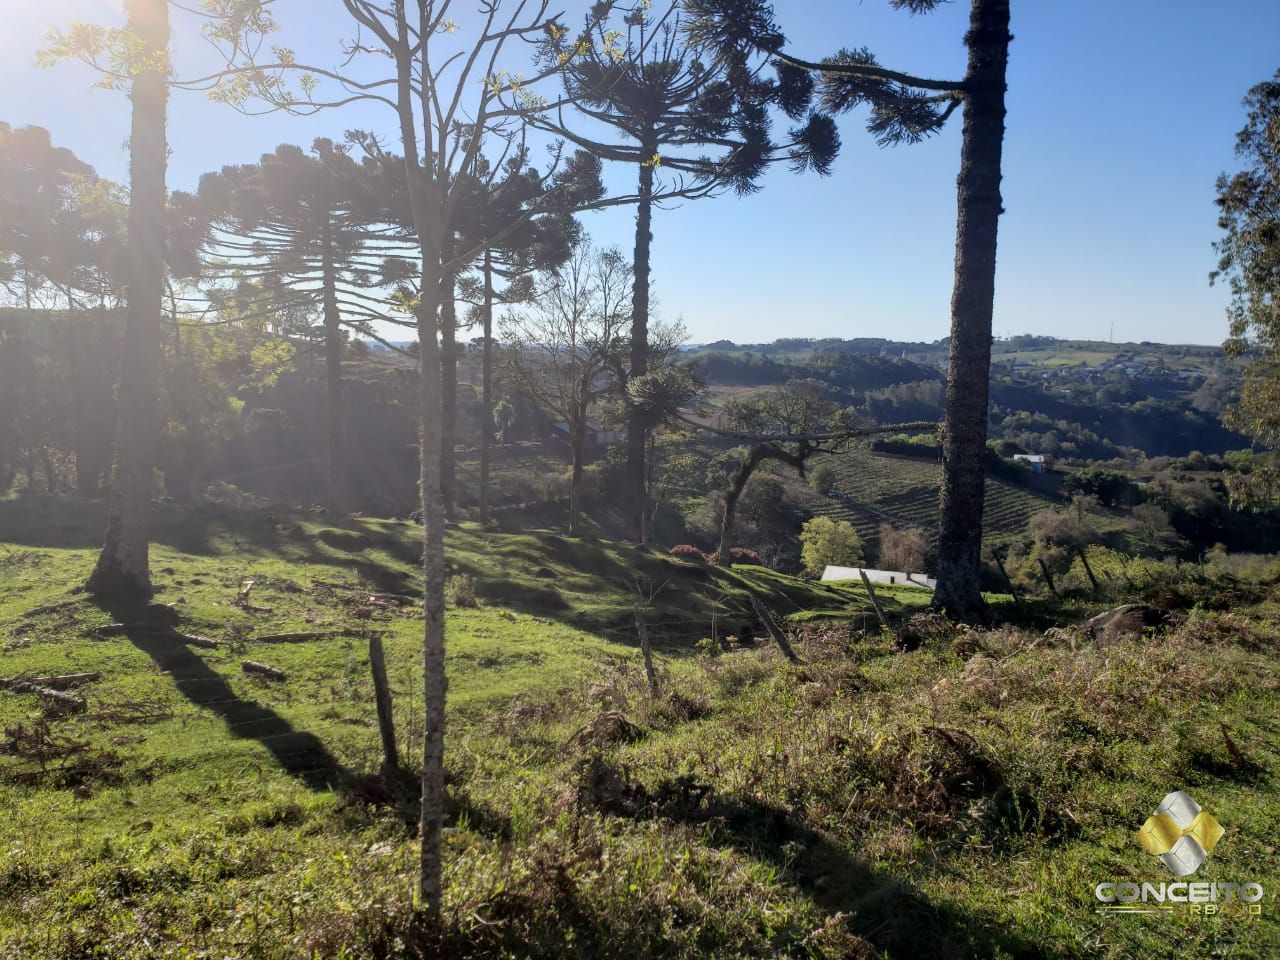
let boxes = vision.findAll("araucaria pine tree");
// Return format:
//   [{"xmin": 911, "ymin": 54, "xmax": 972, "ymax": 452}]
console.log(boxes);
[
  {"xmin": 195, "ymin": 140, "xmax": 413, "ymax": 513},
  {"xmin": 538, "ymin": 1, "xmax": 839, "ymax": 543},
  {"xmin": 688, "ymin": 0, "xmax": 1012, "ymax": 622}
]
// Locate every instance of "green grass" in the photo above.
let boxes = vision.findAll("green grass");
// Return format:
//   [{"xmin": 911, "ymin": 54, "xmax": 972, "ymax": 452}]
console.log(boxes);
[{"xmin": 1, "ymin": 494, "xmax": 1277, "ymax": 958}]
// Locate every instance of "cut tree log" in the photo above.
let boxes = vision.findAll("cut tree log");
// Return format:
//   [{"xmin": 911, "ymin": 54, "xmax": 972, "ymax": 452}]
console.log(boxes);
[
  {"xmin": 93, "ymin": 623, "xmax": 218, "ymax": 649},
  {"xmin": 172, "ymin": 631, "xmax": 220, "ymax": 649},
  {"xmin": 241, "ymin": 661, "xmax": 286, "ymax": 681},
  {"xmin": 3, "ymin": 673, "xmax": 99, "ymax": 690},
  {"xmin": 749, "ymin": 595, "xmax": 802, "ymax": 664}
]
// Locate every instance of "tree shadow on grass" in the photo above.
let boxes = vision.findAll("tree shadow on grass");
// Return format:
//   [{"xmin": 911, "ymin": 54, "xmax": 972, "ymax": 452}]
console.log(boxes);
[
  {"xmin": 583, "ymin": 769, "xmax": 1061, "ymax": 960},
  {"xmin": 104, "ymin": 602, "xmax": 346, "ymax": 792},
  {"xmin": 0, "ymin": 493, "xmax": 420, "ymax": 596},
  {"xmin": 695, "ymin": 796, "xmax": 1055, "ymax": 959}
]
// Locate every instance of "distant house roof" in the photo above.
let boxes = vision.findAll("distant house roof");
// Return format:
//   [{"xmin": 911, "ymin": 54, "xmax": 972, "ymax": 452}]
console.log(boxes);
[
  {"xmin": 1013, "ymin": 454, "xmax": 1046, "ymax": 464},
  {"xmin": 820, "ymin": 566, "xmax": 936, "ymax": 590}
]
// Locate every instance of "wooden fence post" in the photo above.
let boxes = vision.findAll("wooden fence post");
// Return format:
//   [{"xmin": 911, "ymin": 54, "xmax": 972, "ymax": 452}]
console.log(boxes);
[
  {"xmin": 857, "ymin": 569, "xmax": 890, "ymax": 630},
  {"xmin": 369, "ymin": 635, "xmax": 399, "ymax": 773},
  {"xmin": 749, "ymin": 595, "xmax": 802, "ymax": 664},
  {"xmin": 1037, "ymin": 558, "xmax": 1058, "ymax": 596},
  {"xmin": 634, "ymin": 605, "xmax": 660, "ymax": 698},
  {"xmin": 1076, "ymin": 546, "xmax": 1101, "ymax": 593},
  {"xmin": 992, "ymin": 552, "xmax": 1021, "ymax": 603}
]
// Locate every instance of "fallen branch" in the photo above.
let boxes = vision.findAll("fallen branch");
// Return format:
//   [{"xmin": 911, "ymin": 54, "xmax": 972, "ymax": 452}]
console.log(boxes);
[
  {"xmin": 8, "ymin": 681, "xmax": 87, "ymax": 713},
  {"xmin": 311, "ymin": 578, "xmax": 358, "ymax": 592},
  {"xmin": 3, "ymin": 673, "xmax": 99, "ymax": 691},
  {"xmin": 241, "ymin": 661, "xmax": 286, "ymax": 681},
  {"xmin": 232, "ymin": 579, "xmax": 274, "ymax": 613},
  {"xmin": 363, "ymin": 593, "xmax": 414, "ymax": 609},
  {"xmin": 21, "ymin": 597, "xmax": 89, "ymax": 619},
  {"xmin": 92, "ymin": 623, "xmax": 220, "ymax": 648}
]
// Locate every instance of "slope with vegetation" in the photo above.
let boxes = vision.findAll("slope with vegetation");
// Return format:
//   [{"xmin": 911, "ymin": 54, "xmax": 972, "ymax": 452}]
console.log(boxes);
[{"xmin": 2, "ymin": 496, "xmax": 1278, "ymax": 958}]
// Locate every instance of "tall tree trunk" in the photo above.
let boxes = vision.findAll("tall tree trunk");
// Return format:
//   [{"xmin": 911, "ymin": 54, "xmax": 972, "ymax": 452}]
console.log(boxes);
[
  {"xmin": 321, "ymin": 221, "xmax": 346, "ymax": 514},
  {"xmin": 626, "ymin": 150, "xmax": 655, "ymax": 543},
  {"xmin": 479, "ymin": 248, "xmax": 494, "ymax": 524},
  {"xmin": 63, "ymin": 316, "xmax": 96, "ymax": 495},
  {"xmin": 414, "ymin": 242, "xmax": 447, "ymax": 926},
  {"xmin": 932, "ymin": 0, "xmax": 1010, "ymax": 624},
  {"xmin": 394, "ymin": 6, "xmax": 446, "ymax": 923},
  {"xmin": 86, "ymin": 0, "xmax": 169, "ymax": 603},
  {"xmin": 439, "ymin": 243, "xmax": 458, "ymax": 518}
]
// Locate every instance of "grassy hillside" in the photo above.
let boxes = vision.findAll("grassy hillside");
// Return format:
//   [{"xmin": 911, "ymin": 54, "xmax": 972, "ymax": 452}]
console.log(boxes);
[{"xmin": 2, "ymin": 495, "xmax": 1277, "ymax": 959}]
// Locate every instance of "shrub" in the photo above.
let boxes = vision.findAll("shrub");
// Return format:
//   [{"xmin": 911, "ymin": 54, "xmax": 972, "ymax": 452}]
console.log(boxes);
[
  {"xmin": 668, "ymin": 544, "xmax": 707, "ymax": 562},
  {"xmin": 799, "ymin": 516, "xmax": 864, "ymax": 577},
  {"xmin": 728, "ymin": 547, "xmax": 762, "ymax": 565},
  {"xmin": 445, "ymin": 574, "xmax": 478, "ymax": 608},
  {"xmin": 809, "ymin": 463, "xmax": 837, "ymax": 495}
]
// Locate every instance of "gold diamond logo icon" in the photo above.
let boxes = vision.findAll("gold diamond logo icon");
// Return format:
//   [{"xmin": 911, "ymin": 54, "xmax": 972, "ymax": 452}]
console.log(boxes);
[{"xmin": 1134, "ymin": 791, "xmax": 1223, "ymax": 877}]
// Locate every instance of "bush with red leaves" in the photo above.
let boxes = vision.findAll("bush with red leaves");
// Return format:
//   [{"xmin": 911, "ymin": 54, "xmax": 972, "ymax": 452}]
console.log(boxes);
[{"xmin": 668, "ymin": 544, "xmax": 707, "ymax": 562}]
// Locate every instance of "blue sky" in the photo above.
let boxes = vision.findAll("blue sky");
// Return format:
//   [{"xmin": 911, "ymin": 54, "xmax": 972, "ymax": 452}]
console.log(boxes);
[{"xmin": 3, "ymin": 1, "xmax": 1278, "ymax": 346}]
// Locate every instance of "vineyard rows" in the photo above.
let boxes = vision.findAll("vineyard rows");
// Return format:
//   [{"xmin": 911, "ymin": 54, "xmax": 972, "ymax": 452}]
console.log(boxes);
[{"xmin": 805, "ymin": 451, "xmax": 1063, "ymax": 550}]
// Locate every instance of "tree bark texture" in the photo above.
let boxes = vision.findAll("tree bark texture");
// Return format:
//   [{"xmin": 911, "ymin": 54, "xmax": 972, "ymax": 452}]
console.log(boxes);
[
  {"xmin": 86, "ymin": 0, "xmax": 169, "ymax": 603},
  {"xmin": 439, "ymin": 243, "xmax": 458, "ymax": 518},
  {"xmin": 569, "ymin": 410, "xmax": 587, "ymax": 537},
  {"xmin": 391, "ymin": 7, "xmax": 446, "ymax": 923},
  {"xmin": 321, "ymin": 219, "xmax": 346, "ymax": 514},
  {"xmin": 933, "ymin": 0, "xmax": 1011, "ymax": 623},
  {"xmin": 627, "ymin": 152, "xmax": 655, "ymax": 543},
  {"xmin": 479, "ymin": 248, "xmax": 494, "ymax": 524}
]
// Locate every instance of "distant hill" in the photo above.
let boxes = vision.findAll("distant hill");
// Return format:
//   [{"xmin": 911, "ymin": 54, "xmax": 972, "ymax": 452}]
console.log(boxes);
[{"xmin": 687, "ymin": 335, "xmax": 1246, "ymax": 460}]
